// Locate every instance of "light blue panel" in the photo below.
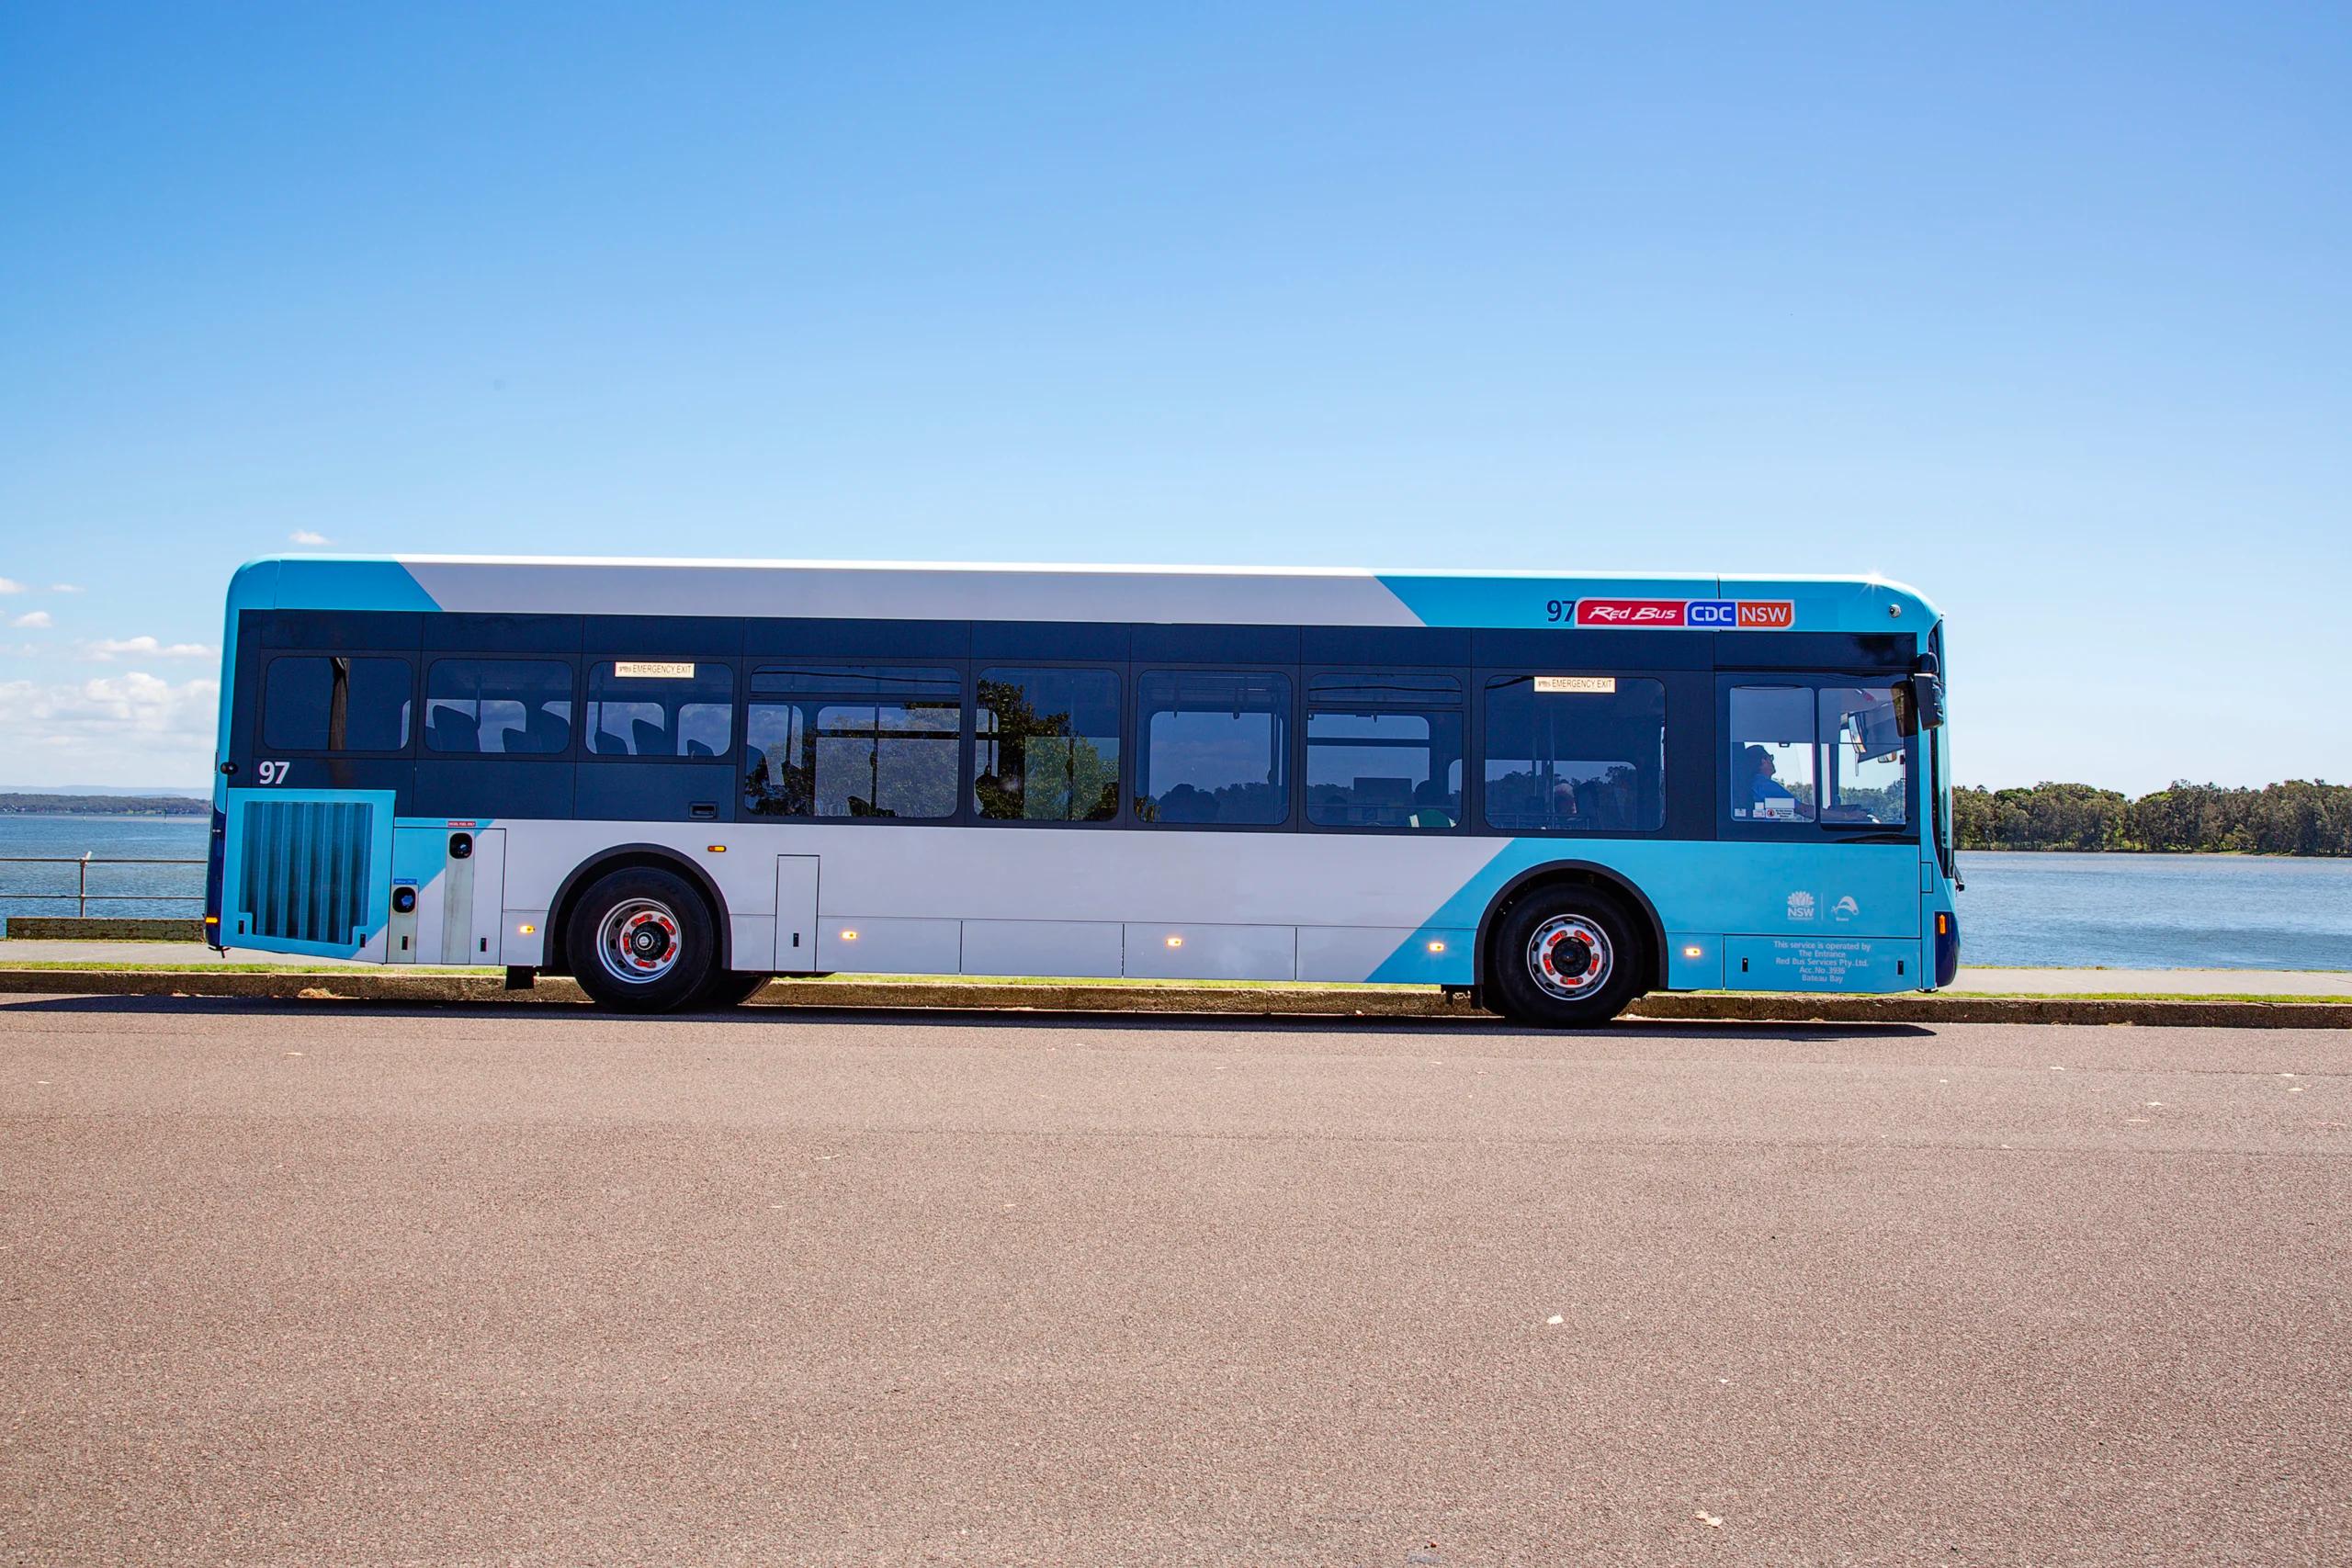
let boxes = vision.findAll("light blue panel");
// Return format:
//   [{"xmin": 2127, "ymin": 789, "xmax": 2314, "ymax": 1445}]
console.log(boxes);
[
  {"xmin": 962, "ymin": 919, "xmax": 1125, "ymax": 978},
  {"xmin": 1665, "ymin": 931, "xmax": 1724, "ymax": 990},
  {"xmin": 1301, "ymin": 925, "xmax": 1474, "ymax": 984},
  {"xmin": 1376, "ymin": 573, "xmax": 1716, "ymax": 629},
  {"xmin": 1125, "ymin": 923, "xmax": 1295, "ymax": 981},
  {"xmin": 1724, "ymin": 936, "xmax": 1918, "ymax": 993},
  {"xmin": 1374, "ymin": 838, "xmax": 1925, "ymax": 990},
  {"xmin": 267, "ymin": 556, "xmax": 443, "ymax": 614},
  {"xmin": 821, "ymin": 916, "xmax": 959, "ymax": 974},
  {"xmin": 220, "ymin": 787, "xmax": 396, "ymax": 960}
]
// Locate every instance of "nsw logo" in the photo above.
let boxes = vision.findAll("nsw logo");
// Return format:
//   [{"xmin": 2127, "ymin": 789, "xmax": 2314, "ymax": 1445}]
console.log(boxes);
[{"xmin": 1786, "ymin": 891, "xmax": 1817, "ymax": 922}]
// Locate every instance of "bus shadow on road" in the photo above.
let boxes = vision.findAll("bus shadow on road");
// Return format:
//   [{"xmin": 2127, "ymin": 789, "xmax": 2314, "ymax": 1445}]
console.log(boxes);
[{"xmin": 2, "ymin": 991, "xmax": 1939, "ymax": 1041}]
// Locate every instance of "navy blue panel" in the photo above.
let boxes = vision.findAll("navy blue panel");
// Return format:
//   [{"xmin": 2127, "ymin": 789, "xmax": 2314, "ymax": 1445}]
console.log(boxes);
[
  {"xmin": 1301, "ymin": 626, "xmax": 1469, "ymax": 666},
  {"xmin": 251, "ymin": 609, "xmax": 422, "ymax": 652},
  {"xmin": 1473, "ymin": 628, "xmax": 1713, "ymax": 669},
  {"xmin": 1715, "ymin": 632, "xmax": 1916, "ymax": 671},
  {"xmin": 742, "ymin": 618, "xmax": 972, "ymax": 659},
  {"xmin": 423, "ymin": 614, "xmax": 583, "ymax": 653},
  {"xmin": 410, "ymin": 759, "xmax": 577, "ymax": 820},
  {"xmin": 1133, "ymin": 624, "xmax": 1300, "ymax": 664},
  {"xmin": 584, "ymin": 615, "xmax": 743, "ymax": 657},
  {"xmin": 573, "ymin": 762, "xmax": 738, "ymax": 822},
  {"xmin": 1661, "ymin": 672, "xmax": 1717, "ymax": 840},
  {"xmin": 252, "ymin": 757, "xmax": 416, "ymax": 796},
  {"xmin": 971, "ymin": 621, "xmax": 1131, "ymax": 661}
]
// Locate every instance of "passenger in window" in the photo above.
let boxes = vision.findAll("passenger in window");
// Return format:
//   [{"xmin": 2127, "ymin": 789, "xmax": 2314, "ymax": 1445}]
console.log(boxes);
[{"xmin": 1745, "ymin": 745, "xmax": 1809, "ymax": 818}]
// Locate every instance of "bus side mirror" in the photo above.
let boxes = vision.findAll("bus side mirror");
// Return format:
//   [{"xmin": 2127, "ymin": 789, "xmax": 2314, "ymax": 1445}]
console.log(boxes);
[{"xmin": 1900, "ymin": 674, "xmax": 1945, "ymax": 734}]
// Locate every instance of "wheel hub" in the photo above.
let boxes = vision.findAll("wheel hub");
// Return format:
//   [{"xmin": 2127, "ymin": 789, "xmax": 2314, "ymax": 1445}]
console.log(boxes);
[
  {"xmin": 597, "ymin": 898, "xmax": 684, "ymax": 984},
  {"xmin": 1526, "ymin": 914, "xmax": 1613, "ymax": 1000}
]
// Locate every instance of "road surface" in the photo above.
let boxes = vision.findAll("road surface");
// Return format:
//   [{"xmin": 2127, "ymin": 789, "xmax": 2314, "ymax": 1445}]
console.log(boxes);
[{"xmin": 3, "ymin": 996, "xmax": 2346, "ymax": 1565}]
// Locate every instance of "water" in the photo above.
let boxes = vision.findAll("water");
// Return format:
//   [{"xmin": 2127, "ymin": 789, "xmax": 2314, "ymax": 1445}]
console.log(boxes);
[
  {"xmin": 0, "ymin": 815, "xmax": 209, "ymax": 922},
  {"xmin": 1957, "ymin": 852, "xmax": 2352, "ymax": 971},
  {"xmin": 3, "ymin": 818, "xmax": 2346, "ymax": 970}
]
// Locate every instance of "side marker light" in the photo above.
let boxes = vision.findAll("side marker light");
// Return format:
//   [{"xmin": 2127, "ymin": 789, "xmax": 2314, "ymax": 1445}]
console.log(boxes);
[
  {"xmin": 1683, "ymin": 945, "xmax": 1703, "ymax": 959},
  {"xmin": 1165, "ymin": 935, "xmax": 1183, "ymax": 948}
]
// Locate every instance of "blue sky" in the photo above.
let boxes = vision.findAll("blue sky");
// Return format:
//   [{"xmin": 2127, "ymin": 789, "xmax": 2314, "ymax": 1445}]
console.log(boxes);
[{"xmin": 2, "ymin": 2, "xmax": 2346, "ymax": 792}]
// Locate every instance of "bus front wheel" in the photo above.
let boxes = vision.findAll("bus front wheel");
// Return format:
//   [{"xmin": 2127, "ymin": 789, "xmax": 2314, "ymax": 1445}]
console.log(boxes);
[
  {"xmin": 567, "ymin": 866, "xmax": 718, "ymax": 1013},
  {"xmin": 1487, "ymin": 887, "xmax": 1645, "ymax": 1028}
]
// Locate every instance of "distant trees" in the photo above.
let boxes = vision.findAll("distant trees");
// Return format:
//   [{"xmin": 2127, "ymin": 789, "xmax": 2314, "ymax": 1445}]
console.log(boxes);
[{"xmin": 1952, "ymin": 781, "xmax": 2352, "ymax": 855}]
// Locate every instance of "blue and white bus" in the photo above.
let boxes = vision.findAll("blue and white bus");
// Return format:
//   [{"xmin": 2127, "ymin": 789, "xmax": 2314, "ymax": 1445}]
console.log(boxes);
[{"xmin": 205, "ymin": 557, "xmax": 1957, "ymax": 1024}]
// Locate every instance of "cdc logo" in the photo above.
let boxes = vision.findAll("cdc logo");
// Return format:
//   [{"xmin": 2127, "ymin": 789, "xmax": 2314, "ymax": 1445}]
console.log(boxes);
[{"xmin": 1686, "ymin": 599, "xmax": 1738, "ymax": 627}]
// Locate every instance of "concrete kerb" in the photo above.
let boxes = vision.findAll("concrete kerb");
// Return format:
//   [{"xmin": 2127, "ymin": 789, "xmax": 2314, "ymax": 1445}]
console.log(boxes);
[{"xmin": 2, "ymin": 968, "xmax": 2347, "ymax": 1029}]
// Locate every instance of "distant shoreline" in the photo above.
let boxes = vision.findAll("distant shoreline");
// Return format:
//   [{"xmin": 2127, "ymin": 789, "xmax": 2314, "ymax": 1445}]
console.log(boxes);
[{"xmin": 0, "ymin": 795, "xmax": 209, "ymax": 818}]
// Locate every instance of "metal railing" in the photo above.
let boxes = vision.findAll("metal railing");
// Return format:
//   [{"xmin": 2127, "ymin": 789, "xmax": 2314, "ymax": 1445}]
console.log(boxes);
[{"xmin": 0, "ymin": 855, "xmax": 205, "ymax": 918}]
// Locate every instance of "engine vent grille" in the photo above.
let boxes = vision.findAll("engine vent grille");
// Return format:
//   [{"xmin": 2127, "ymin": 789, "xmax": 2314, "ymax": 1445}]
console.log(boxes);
[{"xmin": 237, "ymin": 798, "xmax": 374, "ymax": 947}]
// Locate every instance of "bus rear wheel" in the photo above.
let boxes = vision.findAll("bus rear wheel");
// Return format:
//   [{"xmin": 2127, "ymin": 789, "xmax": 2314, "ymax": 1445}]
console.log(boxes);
[
  {"xmin": 567, "ymin": 866, "xmax": 718, "ymax": 1013},
  {"xmin": 1488, "ymin": 887, "xmax": 1645, "ymax": 1028}
]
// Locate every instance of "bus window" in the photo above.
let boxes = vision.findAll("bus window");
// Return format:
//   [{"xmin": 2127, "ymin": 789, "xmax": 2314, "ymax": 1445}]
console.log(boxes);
[
  {"xmin": 585, "ymin": 661, "xmax": 734, "ymax": 758},
  {"xmin": 263, "ymin": 655, "xmax": 411, "ymax": 751},
  {"xmin": 975, "ymin": 667, "xmax": 1120, "ymax": 822},
  {"xmin": 1819, "ymin": 686, "xmax": 1907, "ymax": 826},
  {"xmin": 1482, "ymin": 675, "xmax": 1664, "ymax": 832},
  {"xmin": 1306, "ymin": 673, "xmax": 1462, "ymax": 829},
  {"xmin": 1728, "ymin": 686, "xmax": 1815, "ymax": 821},
  {"xmin": 424, "ymin": 660, "xmax": 572, "ymax": 755},
  {"xmin": 744, "ymin": 665, "xmax": 960, "ymax": 819},
  {"xmin": 1134, "ymin": 671, "xmax": 1291, "ymax": 827}
]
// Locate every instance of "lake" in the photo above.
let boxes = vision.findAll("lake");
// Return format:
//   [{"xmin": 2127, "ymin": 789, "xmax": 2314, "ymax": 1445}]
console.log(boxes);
[{"xmin": 1, "ymin": 818, "xmax": 2346, "ymax": 971}]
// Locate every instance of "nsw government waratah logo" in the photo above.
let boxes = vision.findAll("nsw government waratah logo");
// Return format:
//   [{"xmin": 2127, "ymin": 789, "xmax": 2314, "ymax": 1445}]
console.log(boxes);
[{"xmin": 1786, "ymin": 891, "xmax": 1816, "ymax": 921}]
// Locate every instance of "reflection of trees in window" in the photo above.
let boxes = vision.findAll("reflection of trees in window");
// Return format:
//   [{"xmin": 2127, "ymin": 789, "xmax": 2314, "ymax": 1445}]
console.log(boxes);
[
  {"xmin": 975, "ymin": 674, "xmax": 1119, "ymax": 822},
  {"xmin": 741, "ymin": 700, "xmax": 956, "ymax": 818}
]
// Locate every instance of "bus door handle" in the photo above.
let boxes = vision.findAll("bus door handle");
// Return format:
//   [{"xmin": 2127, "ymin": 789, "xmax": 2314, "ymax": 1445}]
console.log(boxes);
[{"xmin": 690, "ymin": 802, "xmax": 718, "ymax": 819}]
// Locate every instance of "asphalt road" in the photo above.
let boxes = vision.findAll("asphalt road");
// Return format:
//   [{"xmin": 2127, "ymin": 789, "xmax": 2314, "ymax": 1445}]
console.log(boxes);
[{"xmin": 3, "ymin": 998, "xmax": 2346, "ymax": 1567}]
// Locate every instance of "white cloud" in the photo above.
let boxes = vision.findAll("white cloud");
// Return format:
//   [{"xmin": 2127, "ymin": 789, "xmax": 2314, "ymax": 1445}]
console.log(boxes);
[
  {"xmin": 0, "ymin": 671, "xmax": 220, "ymax": 779},
  {"xmin": 289, "ymin": 529, "xmax": 331, "ymax": 547},
  {"xmin": 12, "ymin": 610, "xmax": 54, "ymax": 629},
  {"xmin": 50, "ymin": 584, "xmax": 85, "ymax": 593},
  {"xmin": 85, "ymin": 635, "xmax": 216, "ymax": 661},
  {"xmin": 0, "ymin": 577, "xmax": 25, "ymax": 594}
]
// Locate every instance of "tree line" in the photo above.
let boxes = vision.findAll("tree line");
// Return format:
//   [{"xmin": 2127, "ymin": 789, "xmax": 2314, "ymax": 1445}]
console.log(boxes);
[{"xmin": 1952, "ymin": 781, "xmax": 2352, "ymax": 856}]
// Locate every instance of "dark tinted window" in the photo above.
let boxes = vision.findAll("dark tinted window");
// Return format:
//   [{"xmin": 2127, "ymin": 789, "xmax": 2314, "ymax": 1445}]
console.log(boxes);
[
  {"xmin": 1482, "ymin": 674, "xmax": 1666, "ymax": 831},
  {"xmin": 976, "ymin": 667, "xmax": 1120, "ymax": 822},
  {"xmin": 1135, "ymin": 671, "xmax": 1290, "ymax": 827},
  {"xmin": 744, "ymin": 665, "xmax": 960, "ymax": 819},
  {"xmin": 585, "ymin": 660, "xmax": 734, "ymax": 758},
  {"xmin": 424, "ymin": 660, "xmax": 574, "ymax": 755},
  {"xmin": 1306, "ymin": 673, "xmax": 1462, "ymax": 829},
  {"xmin": 262, "ymin": 656, "xmax": 412, "ymax": 751}
]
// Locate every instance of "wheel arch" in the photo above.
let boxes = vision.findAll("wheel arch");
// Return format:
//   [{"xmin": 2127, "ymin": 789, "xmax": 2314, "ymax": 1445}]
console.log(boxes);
[
  {"xmin": 541, "ymin": 844, "xmax": 733, "ymax": 976},
  {"xmin": 1473, "ymin": 860, "xmax": 1667, "ymax": 994}
]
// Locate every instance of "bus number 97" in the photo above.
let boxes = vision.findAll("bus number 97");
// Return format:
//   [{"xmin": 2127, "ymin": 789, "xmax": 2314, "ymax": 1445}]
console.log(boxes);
[{"xmin": 1545, "ymin": 598, "xmax": 1575, "ymax": 623}]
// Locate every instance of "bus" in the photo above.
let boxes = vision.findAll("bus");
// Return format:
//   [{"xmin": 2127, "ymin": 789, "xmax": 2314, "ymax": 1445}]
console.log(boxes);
[{"xmin": 204, "ymin": 557, "xmax": 1957, "ymax": 1024}]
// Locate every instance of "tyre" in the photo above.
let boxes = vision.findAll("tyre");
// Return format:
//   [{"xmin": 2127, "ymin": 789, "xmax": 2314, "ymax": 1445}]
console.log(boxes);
[
  {"xmin": 565, "ymin": 866, "xmax": 719, "ymax": 1013},
  {"xmin": 1487, "ymin": 886, "xmax": 1646, "ymax": 1027},
  {"xmin": 697, "ymin": 970, "xmax": 773, "ymax": 1008}
]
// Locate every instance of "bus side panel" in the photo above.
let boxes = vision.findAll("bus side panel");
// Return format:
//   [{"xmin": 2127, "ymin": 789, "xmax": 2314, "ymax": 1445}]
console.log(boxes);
[{"xmin": 486, "ymin": 820, "xmax": 1924, "ymax": 993}]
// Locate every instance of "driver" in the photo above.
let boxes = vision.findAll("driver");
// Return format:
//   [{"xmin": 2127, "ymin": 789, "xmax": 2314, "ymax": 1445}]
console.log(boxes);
[{"xmin": 1744, "ymin": 744, "xmax": 1809, "ymax": 818}]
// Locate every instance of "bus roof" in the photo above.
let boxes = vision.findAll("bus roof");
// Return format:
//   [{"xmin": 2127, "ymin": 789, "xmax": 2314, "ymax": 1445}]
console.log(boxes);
[{"xmin": 229, "ymin": 555, "xmax": 1940, "ymax": 636}]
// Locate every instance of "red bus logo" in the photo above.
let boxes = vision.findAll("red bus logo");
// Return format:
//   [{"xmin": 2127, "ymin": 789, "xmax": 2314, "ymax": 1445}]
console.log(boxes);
[{"xmin": 1575, "ymin": 599, "xmax": 1687, "ymax": 627}]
